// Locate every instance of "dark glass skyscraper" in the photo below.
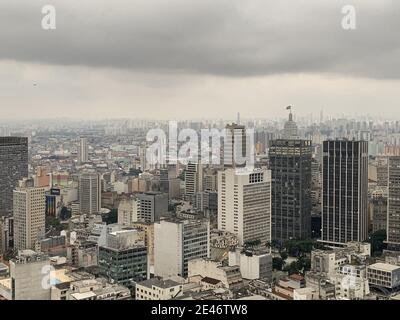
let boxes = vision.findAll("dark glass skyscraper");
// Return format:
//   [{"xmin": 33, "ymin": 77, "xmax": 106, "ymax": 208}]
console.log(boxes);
[
  {"xmin": 270, "ymin": 139, "xmax": 312, "ymax": 241},
  {"xmin": 387, "ymin": 156, "xmax": 400, "ymax": 251},
  {"xmin": 321, "ymin": 140, "xmax": 369, "ymax": 245},
  {"xmin": 0, "ymin": 137, "xmax": 28, "ymax": 216}
]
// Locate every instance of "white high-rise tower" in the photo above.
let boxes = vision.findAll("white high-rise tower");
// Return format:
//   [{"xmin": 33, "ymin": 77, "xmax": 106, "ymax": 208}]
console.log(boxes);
[
  {"xmin": 79, "ymin": 172, "xmax": 101, "ymax": 215},
  {"xmin": 13, "ymin": 187, "xmax": 46, "ymax": 251},
  {"xmin": 218, "ymin": 168, "xmax": 271, "ymax": 246}
]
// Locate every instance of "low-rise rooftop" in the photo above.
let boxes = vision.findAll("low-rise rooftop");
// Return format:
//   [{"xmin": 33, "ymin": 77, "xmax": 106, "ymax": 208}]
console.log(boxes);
[{"xmin": 137, "ymin": 277, "xmax": 181, "ymax": 289}]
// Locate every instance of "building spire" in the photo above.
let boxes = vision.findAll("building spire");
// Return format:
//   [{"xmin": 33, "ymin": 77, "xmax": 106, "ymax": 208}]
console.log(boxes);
[
  {"xmin": 283, "ymin": 105, "xmax": 298, "ymax": 139},
  {"xmin": 286, "ymin": 105, "xmax": 293, "ymax": 121}
]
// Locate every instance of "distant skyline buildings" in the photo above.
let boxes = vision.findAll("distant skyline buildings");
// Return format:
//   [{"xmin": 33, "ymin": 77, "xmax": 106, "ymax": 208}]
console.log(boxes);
[{"xmin": 1, "ymin": 111, "xmax": 399, "ymax": 124}]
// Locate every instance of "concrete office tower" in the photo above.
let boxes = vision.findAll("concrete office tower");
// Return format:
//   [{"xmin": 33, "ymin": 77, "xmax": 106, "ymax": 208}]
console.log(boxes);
[
  {"xmin": 218, "ymin": 168, "xmax": 271, "ymax": 246},
  {"xmin": 98, "ymin": 229, "xmax": 148, "ymax": 288},
  {"xmin": 79, "ymin": 173, "xmax": 101, "ymax": 215},
  {"xmin": 224, "ymin": 123, "xmax": 247, "ymax": 168},
  {"xmin": 118, "ymin": 198, "xmax": 139, "ymax": 226},
  {"xmin": 10, "ymin": 250, "xmax": 51, "ymax": 300},
  {"xmin": 184, "ymin": 162, "xmax": 203, "ymax": 201},
  {"xmin": 269, "ymin": 139, "xmax": 312, "ymax": 241},
  {"xmin": 137, "ymin": 192, "xmax": 168, "ymax": 223},
  {"xmin": 387, "ymin": 157, "xmax": 400, "ymax": 250},
  {"xmin": 154, "ymin": 217, "xmax": 210, "ymax": 278},
  {"xmin": 321, "ymin": 140, "xmax": 369, "ymax": 245},
  {"xmin": 77, "ymin": 137, "xmax": 89, "ymax": 164},
  {"xmin": 13, "ymin": 187, "xmax": 46, "ymax": 251},
  {"xmin": 0, "ymin": 137, "xmax": 28, "ymax": 216}
]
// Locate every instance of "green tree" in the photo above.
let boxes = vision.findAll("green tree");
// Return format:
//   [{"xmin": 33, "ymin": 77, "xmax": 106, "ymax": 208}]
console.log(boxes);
[
  {"xmin": 129, "ymin": 168, "xmax": 142, "ymax": 176},
  {"xmin": 45, "ymin": 216, "xmax": 66, "ymax": 232},
  {"xmin": 273, "ymin": 257, "xmax": 284, "ymax": 271},
  {"xmin": 296, "ymin": 256, "xmax": 311, "ymax": 273},
  {"xmin": 2, "ymin": 248, "xmax": 17, "ymax": 261},
  {"xmin": 102, "ymin": 208, "xmax": 118, "ymax": 224},
  {"xmin": 244, "ymin": 239, "xmax": 261, "ymax": 249},
  {"xmin": 284, "ymin": 261, "xmax": 300, "ymax": 275},
  {"xmin": 280, "ymin": 251, "xmax": 288, "ymax": 261},
  {"xmin": 368, "ymin": 230, "xmax": 387, "ymax": 256},
  {"xmin": 60, "ymin": 207, "xmax": 72, "ymax": 220},
  {"xmin": 284, "ymin": 240, "xmax": 314, "ymax": 257}
]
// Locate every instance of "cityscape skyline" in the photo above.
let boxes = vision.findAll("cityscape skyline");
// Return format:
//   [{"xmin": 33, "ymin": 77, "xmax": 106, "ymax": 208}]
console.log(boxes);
[{"xmin": 2, "ymin": 0, "xmax": 400, "ymax": 309}]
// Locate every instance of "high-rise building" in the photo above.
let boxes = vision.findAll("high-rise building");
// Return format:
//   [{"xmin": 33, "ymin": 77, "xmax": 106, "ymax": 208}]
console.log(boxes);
[
  {"xmin": 224, "ymin": 123, "xmax": 247, "ymax": 168},
  {"xmin": 154, "ymin": 217, "xmax": 210, "ymax": 278},
  {"xmin": 159, "ymin": 169, "xmax": 169, "ymax": 195},
  {"xmin": 0, "ymin": 137, "xmax": 28, "ymax": 216},
  {"xmin": 137, "ymin": 192, "xmax": 168, "ymax": 223},
  {"xmin": 79, "ymin": 173, "xmax": 101, "ymax": 215},
  {"xmin": 377, "ymin": 157, "xmax": 388, "ymax": 188},
  {"xmin": 77, "ymin": 137, "xmax": 89, "ymax": 164},
  {"xmin": 13, "ymin": 187, "xmax": 46, "ymax": 251},
  {"xmin": 98, "ymin": 229, "xmax": 148, "ymax": 289},
  {"xmin": 10, "ymin": 250, "xmax": 51, "ymax": 300},
  {"xmin": 311, "ymin": 158, "xmax": 322, "ymax": 215},
  {"xmin": 218, "ymin": 168, "xmax": 271, "ymax": 246},
  {"xmin": 269, "ymin": 139, "xmax": 312, "ymax": 241},
  {"xmin": 184, "ymin": 162, "xmax": 203, "ymax": 201},
  {"xmin": 387, "ymin": 157, "xmax": 400, "ymax": 250},
  {"xmin": 321, "ymin": 140, "xmax": 369, "ymax": 245}
]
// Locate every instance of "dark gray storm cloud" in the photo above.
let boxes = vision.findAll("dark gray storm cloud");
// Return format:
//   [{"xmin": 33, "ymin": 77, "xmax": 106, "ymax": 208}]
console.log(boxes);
[{"xmin": 1, "ymin": 0, "xmax": 399, "ymax": 79}]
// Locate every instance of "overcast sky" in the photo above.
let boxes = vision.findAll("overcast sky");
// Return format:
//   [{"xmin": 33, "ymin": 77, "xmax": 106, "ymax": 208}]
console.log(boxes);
[{"xmin": 1, "ymin": 0, "xmax": 399, "ymax": 120}]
